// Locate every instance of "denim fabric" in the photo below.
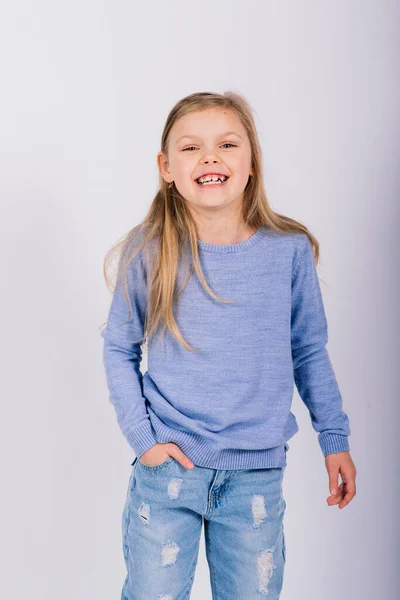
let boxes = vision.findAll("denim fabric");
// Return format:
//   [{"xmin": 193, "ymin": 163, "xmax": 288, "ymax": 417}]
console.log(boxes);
[{"xmin": 121, "ymin": 456, "xmax": 287, "ymax": 599}]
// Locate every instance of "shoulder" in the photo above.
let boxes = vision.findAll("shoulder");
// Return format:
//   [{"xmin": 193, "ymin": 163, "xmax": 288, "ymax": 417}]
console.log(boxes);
[
  {"xmin": 123, "ymin": 224, "xmax": 159, "ymax": 267},
  {"xmin": 260, "ymin": 227, "xmax": 310, "ymax": 265},
  {"xmin": 115, "ymin": 225, "xmax": 153, "ymax": 290},
  {"xmin": 291, "ymin": 232, "xmax": 311, "ymax": 262}
]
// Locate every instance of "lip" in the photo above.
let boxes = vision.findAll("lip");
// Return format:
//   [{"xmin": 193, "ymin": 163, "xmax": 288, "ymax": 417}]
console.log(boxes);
[{"xmin": 195, "ymin": 172, "xmax": 229, "ymax": 179}]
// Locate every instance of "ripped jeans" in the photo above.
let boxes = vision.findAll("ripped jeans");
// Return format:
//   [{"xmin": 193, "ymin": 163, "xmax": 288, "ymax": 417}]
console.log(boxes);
[{"xmin": 121, "ymin": 456, "xmax": 287, "ymax": 600}]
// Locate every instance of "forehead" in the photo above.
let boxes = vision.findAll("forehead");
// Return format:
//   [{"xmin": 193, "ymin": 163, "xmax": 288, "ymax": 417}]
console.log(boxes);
[{"xmin": 171, "ymin": 107, "xmax": 246, "ymax": 143}]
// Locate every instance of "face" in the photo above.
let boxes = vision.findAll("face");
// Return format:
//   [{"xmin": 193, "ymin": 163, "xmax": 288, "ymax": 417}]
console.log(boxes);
[{"xmin": 157, "ymin": 107, "xmax": 254, "ymax": 213}]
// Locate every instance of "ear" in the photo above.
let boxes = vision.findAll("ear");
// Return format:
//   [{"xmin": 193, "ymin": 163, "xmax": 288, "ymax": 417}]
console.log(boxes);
[{"xmin": 157, "ymin": 151, "xmax": 173, "ymax": 184}]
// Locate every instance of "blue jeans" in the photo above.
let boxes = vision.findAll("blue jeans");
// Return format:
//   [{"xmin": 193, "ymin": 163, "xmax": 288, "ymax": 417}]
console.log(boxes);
[{"xmin": 121, "ymin": 456, "xmax": 287, "ymax": 599}]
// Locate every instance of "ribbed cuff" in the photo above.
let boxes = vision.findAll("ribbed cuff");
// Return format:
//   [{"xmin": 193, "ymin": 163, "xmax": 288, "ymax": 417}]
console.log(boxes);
[
  {"xmin": 319, "ymin": 432, "xmax": 350, "ymax": 457},
  {"xmin": 125, "ymin": 419, "xmax": 158, "ymax": 458}
]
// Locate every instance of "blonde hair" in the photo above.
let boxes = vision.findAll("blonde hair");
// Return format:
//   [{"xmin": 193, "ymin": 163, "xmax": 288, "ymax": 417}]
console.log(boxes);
[{"xmin": 101, "ymin": 91, "xmax": 320, "ymax": 353}]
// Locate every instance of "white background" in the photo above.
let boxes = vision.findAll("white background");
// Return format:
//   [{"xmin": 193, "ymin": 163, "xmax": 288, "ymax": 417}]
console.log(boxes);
[{"xmin": 1, "ymin": 1, "xmax": 399, "ymax": 598}]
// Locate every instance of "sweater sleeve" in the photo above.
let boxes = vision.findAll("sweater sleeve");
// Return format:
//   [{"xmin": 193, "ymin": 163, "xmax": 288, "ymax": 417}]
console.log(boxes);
[
  {"xmin": 291, "ymin": 235, "xmax": 351, "ymax": 457},
  {"xmin": 100, "ymin": 243, "xmax": 158, "ymax": 458}
]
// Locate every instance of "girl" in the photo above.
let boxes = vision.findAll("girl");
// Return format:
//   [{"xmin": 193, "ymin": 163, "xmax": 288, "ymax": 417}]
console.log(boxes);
[{"xmin": 100, "ymin": 91, "xmax": 357, "ymax": 600}]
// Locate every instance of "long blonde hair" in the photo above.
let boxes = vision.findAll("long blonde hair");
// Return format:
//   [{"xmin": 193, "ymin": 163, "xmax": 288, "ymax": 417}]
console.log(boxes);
[{"xmin": 101, "ymin": 91, "xmax": 320, "ymax": 353}]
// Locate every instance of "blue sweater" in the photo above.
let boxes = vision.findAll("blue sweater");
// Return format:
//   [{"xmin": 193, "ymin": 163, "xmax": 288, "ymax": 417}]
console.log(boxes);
[{"xmin": 101, "ymin": 226, "xmax": 351, "ymax": 469}]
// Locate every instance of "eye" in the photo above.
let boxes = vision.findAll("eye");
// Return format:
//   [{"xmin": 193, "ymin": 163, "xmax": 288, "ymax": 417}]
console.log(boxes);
[{"xmin": 182, "ymin": 143, "xmax": 237, "ymax": 151}]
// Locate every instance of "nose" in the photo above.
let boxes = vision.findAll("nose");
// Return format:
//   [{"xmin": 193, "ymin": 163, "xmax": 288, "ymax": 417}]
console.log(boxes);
[{"xmin": 200, "ymin": 149, "xmax": 220, "ymax": 164}]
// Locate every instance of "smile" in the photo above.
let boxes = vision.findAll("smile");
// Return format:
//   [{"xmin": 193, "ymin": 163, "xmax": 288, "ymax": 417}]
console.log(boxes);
[{"xmin": 195, "ymin": 175, "xmax": 230, "ymax": 187}]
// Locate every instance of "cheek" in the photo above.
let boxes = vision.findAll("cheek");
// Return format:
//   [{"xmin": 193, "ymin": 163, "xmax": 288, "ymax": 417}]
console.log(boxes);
[
  {"xmin": 227, "ymin": 151, "xmax": 251, "ymax": 172},
  {"xmin": 174, "ymin": 159, "xmax": 194, "ymax": 182},
  {"xmin": 231, "ymin": 161, "xmax": 252, "ymax": 181}
]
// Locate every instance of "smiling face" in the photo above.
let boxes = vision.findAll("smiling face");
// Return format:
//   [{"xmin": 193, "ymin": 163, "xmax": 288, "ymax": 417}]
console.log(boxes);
[{"xmin": 158, "ymin": 107, "xmax": 254, "ymax": 213}]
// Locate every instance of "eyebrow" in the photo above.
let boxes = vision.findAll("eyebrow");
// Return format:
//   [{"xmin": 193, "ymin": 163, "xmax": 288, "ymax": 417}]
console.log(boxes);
[{"xmin": 176, "ymin": 131, "xmax": 244, "ymax": 144}]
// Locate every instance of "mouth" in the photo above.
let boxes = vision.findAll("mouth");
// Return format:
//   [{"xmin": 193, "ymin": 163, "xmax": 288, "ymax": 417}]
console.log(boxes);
[{"xmin": 194, "ymin": 174, "xmax": 230, "ymax": 188}]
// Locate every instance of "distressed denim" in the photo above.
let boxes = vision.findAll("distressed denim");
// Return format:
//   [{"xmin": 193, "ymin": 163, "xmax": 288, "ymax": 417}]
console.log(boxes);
[{"xmin": 121, "ymin": 456, "xmax": 287, "ymax": 599}]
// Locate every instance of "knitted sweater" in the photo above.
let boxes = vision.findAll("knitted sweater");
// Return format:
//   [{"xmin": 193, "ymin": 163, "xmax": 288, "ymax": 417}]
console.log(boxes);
[{"xmin": 100, "ymin": 226, "xmax": 351, "ymax": 469}]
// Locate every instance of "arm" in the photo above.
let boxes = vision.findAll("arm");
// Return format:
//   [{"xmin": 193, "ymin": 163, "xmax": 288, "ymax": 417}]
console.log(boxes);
[
  {"xmin": 291, "ymin": 235, "xmax": 351, "ymax": 456},
  {"xmin": 100, "ymin": 242, "xmax": 158, "ymax": 458}
]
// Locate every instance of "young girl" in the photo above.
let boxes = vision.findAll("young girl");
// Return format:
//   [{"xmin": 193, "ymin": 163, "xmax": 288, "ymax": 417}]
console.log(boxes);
[{"xmin": 100, "ymin": 91, "xmax": 357, "ymax": 600}]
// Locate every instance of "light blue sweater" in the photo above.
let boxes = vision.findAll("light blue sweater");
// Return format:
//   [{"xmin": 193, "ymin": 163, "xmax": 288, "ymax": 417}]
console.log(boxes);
[{"xmin": 101, "ymin": 226, "xmax": 351, "ymax": 469}]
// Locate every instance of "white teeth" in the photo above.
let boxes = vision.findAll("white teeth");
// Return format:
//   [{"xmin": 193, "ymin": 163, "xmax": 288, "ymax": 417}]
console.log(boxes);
[{"xmin": 197, "ymin": 175, "xmax": 228, "ymax": 185}]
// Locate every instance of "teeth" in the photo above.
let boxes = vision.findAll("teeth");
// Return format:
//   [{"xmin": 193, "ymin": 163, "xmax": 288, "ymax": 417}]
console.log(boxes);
[{"xmin": 197, "ymin": 175, "xmax": 227, "ymax": 184}]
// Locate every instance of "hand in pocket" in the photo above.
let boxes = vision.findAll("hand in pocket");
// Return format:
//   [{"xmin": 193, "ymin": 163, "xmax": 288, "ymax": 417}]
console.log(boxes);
[{"xmin": 139, "ymin": 442, "xmax": 194, "ymax": 469}]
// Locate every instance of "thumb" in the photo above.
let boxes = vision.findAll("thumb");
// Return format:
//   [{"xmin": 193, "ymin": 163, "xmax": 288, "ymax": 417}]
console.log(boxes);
[{"xmin": 328, "ymin": 468, "xmax": 339, "ymax": 495}]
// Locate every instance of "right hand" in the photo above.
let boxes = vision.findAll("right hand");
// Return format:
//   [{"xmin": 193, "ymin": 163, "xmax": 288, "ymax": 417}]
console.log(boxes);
[{"xmin": 139, "ymin": 442, "xmax": 195, "ymax": 470}]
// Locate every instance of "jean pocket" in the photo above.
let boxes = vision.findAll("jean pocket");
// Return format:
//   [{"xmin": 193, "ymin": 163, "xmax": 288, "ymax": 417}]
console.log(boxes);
[{"xmin": 137, "ymin": 456, "xmax": 174, "ymax": 471}]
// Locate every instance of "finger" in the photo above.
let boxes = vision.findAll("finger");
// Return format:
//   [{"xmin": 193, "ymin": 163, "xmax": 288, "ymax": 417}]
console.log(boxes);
[
  {"xmin": 167, "ymin": 444, "xmax": 194, "ymax": 469},
  {"xmin": 338, "ymin": 490, "xmax": 355, "ymax": 509},
  {"xmin": 326, "ymin": 482, "xmax": 345, "ymax": 505},
  {"xmin": 338, "ymin": 481, "xmax": 356, "ymax": 509},
  {"xmin": 326, "ymin": 482, "xmax": 346, "ymax": 505}
]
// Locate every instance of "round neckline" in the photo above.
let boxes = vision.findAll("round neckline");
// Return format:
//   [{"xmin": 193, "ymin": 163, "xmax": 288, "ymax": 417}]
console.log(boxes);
[{"xmin": 197, "ymin": 227, "xmax": 265, "ymax": 253}]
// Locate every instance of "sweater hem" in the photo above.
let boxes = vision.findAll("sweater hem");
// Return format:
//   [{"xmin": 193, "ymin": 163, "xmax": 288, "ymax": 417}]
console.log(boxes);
[
  {"xmin": 125, "ymin": 418, "xmax": 159, "ymax": 458},
  {"xmin": 148, "ymin": 409, "xmax": 289, "ymax": 470}
]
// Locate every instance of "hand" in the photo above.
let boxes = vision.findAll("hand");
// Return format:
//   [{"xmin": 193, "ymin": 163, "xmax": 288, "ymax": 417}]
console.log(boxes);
[
  {"xmin": 325, "ymin": 450, "xmax": 357, "ymax": 509},
  {"xmin": 139, "ymin": 442, "xmax": 195, "ymax": 470}
]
